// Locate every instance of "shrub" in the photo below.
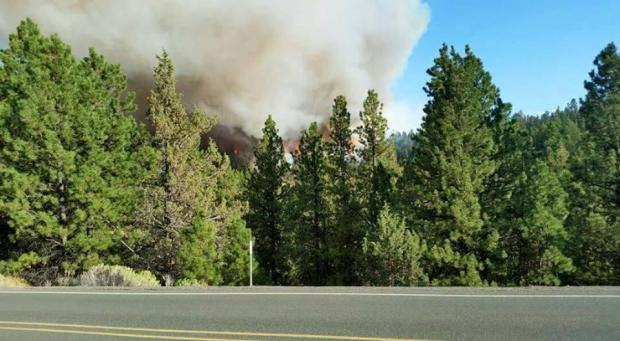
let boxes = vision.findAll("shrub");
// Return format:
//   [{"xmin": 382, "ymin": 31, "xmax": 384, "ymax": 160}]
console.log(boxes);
[
  {"xmin": 56, "ymin": 276, "xmax": 80, "ymax": 287},
  {"xmin": 0, "ymin": 274, "xmax": 30, "ymax": 288},
  {"xmin": 79, "ymin": 265, "xmax": 159, "ymax": 287},
  {"xmin": 175, "ymin": 278, "xmax": 209, "ymax": 287}
]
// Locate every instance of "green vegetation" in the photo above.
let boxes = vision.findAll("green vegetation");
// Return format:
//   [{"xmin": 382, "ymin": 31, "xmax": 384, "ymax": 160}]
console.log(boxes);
[
  {"xmin": 326, "ymin": 96, "xmax": 362, "ymax": 285},
  {"xmin": 0, "ymin": 19, "xmax": 156, "ymax": 285},
  {"xmin": 289, "ymin": 122, "xmax": 331, "ymax": 285},
  {"xmin": 0, "ymin": 20, "xmax": 251, "ymax": 286},
  {"xmin": 79, "ymin": 265, "xmax": 159, "ymax": 287},
  {"xmin": 400, "ymin": 46, "xmax": 503, "ymax": 285},
  {"xmin": 362, "ymin": 205, "xmax": 426, "ymax": 286},
  {"xmin": 0, "ymin": 19, "xmax": 619, "ymax": 286},
  {"xmin": 246, "ymin": 115, "xmax": 290, "ymax": 285}
]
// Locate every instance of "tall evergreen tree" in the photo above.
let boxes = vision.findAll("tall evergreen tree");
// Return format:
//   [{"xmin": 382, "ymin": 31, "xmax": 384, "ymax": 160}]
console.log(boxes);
[
  {"xmin": 142, "ymin": 52, "xmax": 249, "ymax": 284},
  {"xmin": 479, "ymin": 112, "xmax": 525, "ymax": 284},
  {"xmin": 0, "ymin": 19, "xmax": 156, "ymax": 283},
  {"xmin": 510, "ymin": 161, "xmax": 574, "ymax": 285},
  {"xmin": 326, "ymin": 96, "xmax": 362, "ymax": 285},
  {"xmin": 289, "ymin": 122, "xmax": 331, "ymax": 285},
  {"xmin": 515, "ymin": 102, "xmax": 586, "ymax": 285},
  {"xmin": 356, "ymin": 90, "xmax": 401, "ymax": 230},
  {"xmin": 213, "ymin": 162, "xmax": 253, "ymax": 286},
  {"xmin": 569, "ymin": 43, "xmax": 620, "ymax": 284},
  {"xmin": 246, "ymin": 115, "xmax": 290, "ymax": 284},
  {"xmin": 143, "ymin": 51, "xmax": 213, "ymax": 281},
  {"xmin": 175, "ymin": 143, "xmax": 251, "ymax": 285},
  {"xmin": 402, "ymin": 45, "xmax": 501, "ymax": 285}
]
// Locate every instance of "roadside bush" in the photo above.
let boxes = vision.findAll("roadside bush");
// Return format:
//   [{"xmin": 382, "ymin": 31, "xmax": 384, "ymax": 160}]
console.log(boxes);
[
  {"xmin": 0, "ymin": 274, "xmax": 30, "ymax": 288},
  {"xmin": 175, "ymin": 278, "xmax": 209, "ymax": 287},
  {"xmin": 56, "ymin": 276, "xmax": 80, "ymax": 287},
  {"xmin": 79, "ymin": 265, "xmax": 159, "ymax": 287}
]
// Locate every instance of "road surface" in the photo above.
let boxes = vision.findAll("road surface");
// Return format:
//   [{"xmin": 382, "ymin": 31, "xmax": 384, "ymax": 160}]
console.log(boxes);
[{"xmin": 0, "ymin": 286, "xmax": 619, "ymax": 340}]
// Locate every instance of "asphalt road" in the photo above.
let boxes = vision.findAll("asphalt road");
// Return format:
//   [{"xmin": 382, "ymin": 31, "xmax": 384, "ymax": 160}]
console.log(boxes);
[{"xmin": 0, "ymin": 286, "xmax": 619, "ymax": 341}]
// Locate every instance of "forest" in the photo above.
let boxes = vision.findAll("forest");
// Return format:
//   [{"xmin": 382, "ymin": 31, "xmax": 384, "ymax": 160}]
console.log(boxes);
[{"xmin": 1, "ymin": 19, "xmax": 619, "ymax": 286}]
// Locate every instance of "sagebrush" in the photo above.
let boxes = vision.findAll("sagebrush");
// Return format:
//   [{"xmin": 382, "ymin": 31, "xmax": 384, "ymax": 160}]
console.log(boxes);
[
  {"xmin": 79, "ymin": 265, "xmax": 160, "ymax": 287},
  {"xmin": 0, "ymin": 274, "xmax": 29, "ymax": 288}
]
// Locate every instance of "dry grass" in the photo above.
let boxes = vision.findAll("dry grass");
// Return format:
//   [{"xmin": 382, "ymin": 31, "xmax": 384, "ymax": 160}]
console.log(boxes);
[{"xmin": 0, "ymin": 274, "xmax": 30, "ymax": 288}]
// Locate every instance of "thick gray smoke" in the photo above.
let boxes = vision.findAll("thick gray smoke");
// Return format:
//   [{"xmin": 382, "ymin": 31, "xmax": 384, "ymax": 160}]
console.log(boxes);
[{"xmin": 0, "ymin": 0, "xmax": 429, "ymax": 141}]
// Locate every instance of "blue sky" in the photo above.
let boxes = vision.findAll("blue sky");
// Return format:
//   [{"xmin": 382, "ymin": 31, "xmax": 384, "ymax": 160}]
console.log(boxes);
[{"xmin": 391, "ymin": 0, "xmax": 620, "ymax": 131}]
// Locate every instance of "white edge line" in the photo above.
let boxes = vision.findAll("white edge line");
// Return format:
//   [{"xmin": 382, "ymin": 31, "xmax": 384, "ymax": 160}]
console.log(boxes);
[{"xmin": 0, "ymin": 291, "xmax": 619, "ymax": 298}]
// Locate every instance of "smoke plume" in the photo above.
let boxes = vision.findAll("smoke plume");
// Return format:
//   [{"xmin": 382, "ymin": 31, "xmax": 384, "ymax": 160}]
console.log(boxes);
[{"xmin": 0, "ymin": 0, "xmax": 429, "ymax": 145}]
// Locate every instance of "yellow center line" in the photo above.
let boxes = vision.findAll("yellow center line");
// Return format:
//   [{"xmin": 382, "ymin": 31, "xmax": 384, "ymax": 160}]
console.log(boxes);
[
  {"xmin": 0, "ymin": 326, "xmax": 257, "ymax": 341},
  {"xmin": 0, "ymin": 321, "xmax": 436, "ymax": 341}
]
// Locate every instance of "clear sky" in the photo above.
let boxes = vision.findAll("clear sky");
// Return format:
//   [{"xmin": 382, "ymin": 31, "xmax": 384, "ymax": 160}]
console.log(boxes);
[{"xmin": 391, "ymin": 0, "xmax": 620, "ymax": 131}]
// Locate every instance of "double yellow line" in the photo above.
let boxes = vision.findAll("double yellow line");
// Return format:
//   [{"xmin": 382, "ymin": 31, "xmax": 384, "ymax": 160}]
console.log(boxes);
[{"xmin": 0, "ymin": 321, "xmax": 434, "ymax": 341}]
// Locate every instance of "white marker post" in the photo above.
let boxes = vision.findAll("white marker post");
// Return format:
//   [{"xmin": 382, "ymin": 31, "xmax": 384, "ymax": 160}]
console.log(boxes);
[{"xmin": 249, "ymin": 236, "xmax": 253, "ymax": 287}]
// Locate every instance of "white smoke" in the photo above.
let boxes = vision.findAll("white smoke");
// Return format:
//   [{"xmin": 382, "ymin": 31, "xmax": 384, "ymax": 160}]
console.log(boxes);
[{"xmin": 0, "ymin": 0, "xmax": 429, "ymax": 138}]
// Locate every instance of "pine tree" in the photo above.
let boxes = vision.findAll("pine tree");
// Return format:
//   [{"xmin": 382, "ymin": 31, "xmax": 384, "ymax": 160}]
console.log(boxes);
[
  {"xmin": 362, "ymin": 205, "xmax": 427, "ymax": 286},
  {"xmin": 176, "ymin": 143, "xmax": 250, "ymax": 285},
  {"xmin": 213, "ymin": 162, "xmax": 253, "ymax": 285},
  {"xmin": 325, "ymin": 95, "xmax": 362, "ymax": 284},
  {"xmin": 220, "ymin": 215, "xmax": 253, "ymax": 285},
  {"xmin": 511, "ymin": 161, "xmax": 574, "ymax": 285},
  {"xmin": 143, "ymin": 52, "xmax": 249, "ymax": 284},
  {"xmin": 142, "ymin": 51, "xmax": 213, "ymax": 281},
  {"xmin": 0, "ymin": 19, "xmax": 157, "ymax": 283},
  {"xmin": 356, "ymin": 90, "xmax": 401, "ymax": 231},
  {"xmin": 479, "ymin": 112, "xmax": 525, "ymax": 284},
  {"xmin": 402, "ymin": 45, "xmax": 501, "ymax": 285},
  {"xmin": 568, "ymin": 212, "xmax": 618, "ymax": 284},
  {"xmin": 246, "ymin": 115, "xmax": 290, "ymax": 284},
  {"xmin": 290, "ymin": 122, "xmax": 331, "ymax": 285},
  {"xmin": 569, "ymin": 43, "xmax": 620, "ymax": 284}
]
